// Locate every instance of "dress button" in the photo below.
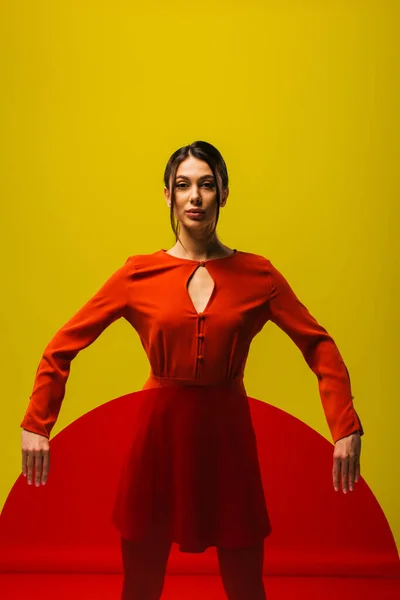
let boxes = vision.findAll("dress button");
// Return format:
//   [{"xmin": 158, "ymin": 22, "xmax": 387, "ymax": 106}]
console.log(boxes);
[
  {"xmin": 197, "ymin": 312, "xmax": 205, "ymax": 319},
  {"xmin": 197, "ymin": 355, "xmax": 204, "ymax": 360},
  {"xmin": 199, "ymin": 261, "xmax": 206, "ymax": 267},
  {"xmin": 197, "ymin": 333, "xmax": 205, "ymax": 339}
]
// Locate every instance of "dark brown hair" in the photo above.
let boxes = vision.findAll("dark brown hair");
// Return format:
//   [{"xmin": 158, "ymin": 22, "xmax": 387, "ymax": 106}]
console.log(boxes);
[{"xmin": 163, "ymin": 140, "xmax": 229, "ymax": 244}]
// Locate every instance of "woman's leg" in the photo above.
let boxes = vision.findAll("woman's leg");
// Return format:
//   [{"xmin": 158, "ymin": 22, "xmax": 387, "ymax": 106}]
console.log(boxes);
[
  {"xmin": 120, "ymin": 532, "xmax": 172, "ymax": 600},
  {"xmin": 216, "ymin": 539, "xmax": 267, "ymax": 600}
]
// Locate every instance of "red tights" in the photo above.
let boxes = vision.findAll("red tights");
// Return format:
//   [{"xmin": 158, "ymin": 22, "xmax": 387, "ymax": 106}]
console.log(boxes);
[{"xmin": 120, "ymin": 534, "xmax": 267, "ymax": 600}]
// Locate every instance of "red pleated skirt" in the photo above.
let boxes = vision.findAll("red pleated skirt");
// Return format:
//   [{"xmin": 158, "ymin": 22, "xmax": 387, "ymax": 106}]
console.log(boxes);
[{"xmin": 111, "ymin": 378, "xmax": 271, "ymax": 553}]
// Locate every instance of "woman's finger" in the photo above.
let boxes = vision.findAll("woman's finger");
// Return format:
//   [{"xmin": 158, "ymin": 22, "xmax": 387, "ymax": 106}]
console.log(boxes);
[
  {"xmin": 27, "ymin": 453, "xmax": 34, "ymax": 485},
  {"xmin": 35, "ymin": 453, "xmax": 43, "ymax": 487},
  {"xmin": 348, "ymin": 454, "xmax": 356, "ymax": 491},
  {"xmin": 332, "ymin": 457, "xmax": 341, "ymax": 492},
  {"xmin": 341, "ymin": 457, "xmax": 349, "ymax": 493},
  {"xmin": 41, "ymin": 451, "xmax": 50, "ymax": 485},
  {"xmin": 355, "ymin": 457, "xmax": 361, "ymax": 483},
  {"xmin": 22, "ymin": 449, "xmax": 27, "ymax": 477}
]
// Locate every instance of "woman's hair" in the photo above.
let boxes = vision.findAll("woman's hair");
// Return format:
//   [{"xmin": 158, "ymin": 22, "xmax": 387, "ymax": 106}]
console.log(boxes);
[{"xmin": 163, "ymin": 140, "xmax": 229, "ymax": 243}]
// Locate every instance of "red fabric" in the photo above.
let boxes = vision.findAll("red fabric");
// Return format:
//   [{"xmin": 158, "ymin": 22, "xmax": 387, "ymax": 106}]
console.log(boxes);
[
  {"xmin": 16, "ymin": 249, "xmax": 370, "ymax": 558},
  {"xmin": 112, "ymin": 383, "xmax": 271, "ymax": 551},
  {"xmin": 4, "ymin": 393, "xmax": 399, "ymax": 576},
  {"xmin": 21, "ymin": 248, "xmax": 363, "ymax": 443}
]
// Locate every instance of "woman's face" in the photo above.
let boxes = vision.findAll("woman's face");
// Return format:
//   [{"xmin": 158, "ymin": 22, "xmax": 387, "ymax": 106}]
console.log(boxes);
[{"xmin": 164, "ymin": 155, "xmax": 228, "ymax": 232}]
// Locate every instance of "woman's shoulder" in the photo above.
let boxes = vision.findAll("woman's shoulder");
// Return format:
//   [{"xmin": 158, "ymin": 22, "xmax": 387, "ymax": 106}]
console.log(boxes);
[
  {"xmin": 122, "ymin": 249, "xmax": 179, "ymax": 275},
  {"xmin": 124, "ymin": 249, "xmax": 163, "ymax": 265},
  {"xmin": 235, "ymin": 249, "xmax": 273, "ymax": 269}
]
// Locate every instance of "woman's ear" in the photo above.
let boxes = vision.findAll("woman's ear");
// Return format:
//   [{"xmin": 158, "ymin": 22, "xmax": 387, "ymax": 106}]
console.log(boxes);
[
  {"xmin": 220, "ymin": 187, "xmax": 229, "ymax": 207},
  {"xmin": 164, "ymin": 186, "xmax": 171, "ymax": 207}
]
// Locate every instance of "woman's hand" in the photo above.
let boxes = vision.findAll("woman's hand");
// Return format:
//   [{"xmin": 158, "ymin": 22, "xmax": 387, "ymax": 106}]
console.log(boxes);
[
  {"xmin": 21, "ymin": 429, "xmax": 50, "ymax": 486},
  {"xmin": 332, "ymin": 431, "xmax": 361, "ymax": 493}
]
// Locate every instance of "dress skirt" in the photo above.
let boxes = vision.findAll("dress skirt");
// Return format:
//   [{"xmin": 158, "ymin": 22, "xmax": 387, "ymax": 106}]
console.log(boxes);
[{"xmin": 111, "ymin": 378, "xmax": 272, "ymax": 553}]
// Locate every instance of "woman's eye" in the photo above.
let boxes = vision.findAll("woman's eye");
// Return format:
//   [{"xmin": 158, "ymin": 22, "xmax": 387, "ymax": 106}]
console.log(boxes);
[{"xmin": 175, "ymin": 182, "xmax": 215, "ymax": 189}]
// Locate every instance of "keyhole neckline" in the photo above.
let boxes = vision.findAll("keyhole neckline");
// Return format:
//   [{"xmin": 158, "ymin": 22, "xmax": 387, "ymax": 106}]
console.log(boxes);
[{"xmin": 159, "ymin": 248, "xmax": 238, "ymax": 264}]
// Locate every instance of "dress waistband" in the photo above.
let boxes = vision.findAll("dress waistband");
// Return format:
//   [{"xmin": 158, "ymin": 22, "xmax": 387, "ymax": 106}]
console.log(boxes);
[{"xmin": 142, "ymin": 373, "xmax": 245, "ymax": 395}]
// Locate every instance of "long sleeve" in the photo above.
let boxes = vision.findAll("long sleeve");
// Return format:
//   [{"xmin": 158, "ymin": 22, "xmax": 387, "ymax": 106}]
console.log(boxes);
[
  {"xmin": 265, "ymin": 259, "xmax": 364, "ymax": 444},
  {"xmin": 20, "ymin": 257, "xmax": 134, "ymax": 439}
]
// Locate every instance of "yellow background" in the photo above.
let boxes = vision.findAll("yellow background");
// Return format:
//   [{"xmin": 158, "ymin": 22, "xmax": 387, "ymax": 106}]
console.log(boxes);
[{"xmin": 1, "ymin": 1, "xmax": 399, "ymax": 555}]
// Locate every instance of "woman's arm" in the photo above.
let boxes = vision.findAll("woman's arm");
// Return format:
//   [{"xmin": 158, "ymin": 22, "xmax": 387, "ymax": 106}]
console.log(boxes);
[
  {"xmin": 20, "ymin": 257, "xmax": 134, "ymax": 439},
  {"xmin": 265, "ymin": 259, "xmax": 363, "ymax": 444}
]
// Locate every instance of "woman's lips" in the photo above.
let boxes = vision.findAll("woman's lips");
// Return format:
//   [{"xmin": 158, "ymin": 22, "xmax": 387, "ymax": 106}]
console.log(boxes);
[{"xmin": 186, "ymin": 211, "xmax": 204, "ymax": 219}]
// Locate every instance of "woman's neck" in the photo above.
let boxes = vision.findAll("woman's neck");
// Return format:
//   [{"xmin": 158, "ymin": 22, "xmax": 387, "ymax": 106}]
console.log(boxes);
[{"xmin": 166, "ymin": 231, "xmax": 233, "ymax": 261}]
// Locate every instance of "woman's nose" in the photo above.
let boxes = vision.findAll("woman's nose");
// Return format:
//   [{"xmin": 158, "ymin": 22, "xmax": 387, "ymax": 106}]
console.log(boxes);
[{"xmin": 190, "ymin": 190, "xmax": 202, "ymax": 204}]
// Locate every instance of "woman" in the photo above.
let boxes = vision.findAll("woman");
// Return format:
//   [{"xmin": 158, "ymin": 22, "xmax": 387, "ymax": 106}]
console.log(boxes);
[{"xmin": 20, "ymin": 140, "xmax": 363, "ymax": 600}]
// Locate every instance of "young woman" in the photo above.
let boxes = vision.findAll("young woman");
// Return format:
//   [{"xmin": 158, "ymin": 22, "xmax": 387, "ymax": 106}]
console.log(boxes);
[{"xmin": 20, "ymin": 140, "xmax": 363, "ymax": 600}]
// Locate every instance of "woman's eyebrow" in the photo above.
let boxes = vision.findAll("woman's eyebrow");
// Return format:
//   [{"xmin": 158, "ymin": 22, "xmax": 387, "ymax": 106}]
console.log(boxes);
[{"xmin": 175, "ymin": 175, "xmax": 215, "ymax": 181}]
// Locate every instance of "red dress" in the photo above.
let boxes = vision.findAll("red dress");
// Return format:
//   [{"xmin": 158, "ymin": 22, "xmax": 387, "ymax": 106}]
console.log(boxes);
[{"xmin": 20, "ymin": 249, "xmax": 364, "ymax": 553}]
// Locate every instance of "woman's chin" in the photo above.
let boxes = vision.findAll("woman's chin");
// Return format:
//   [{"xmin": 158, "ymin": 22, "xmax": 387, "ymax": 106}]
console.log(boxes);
[{"xmin": 181, "ymin": 217, "xmax": 209, "ymax": 229}]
